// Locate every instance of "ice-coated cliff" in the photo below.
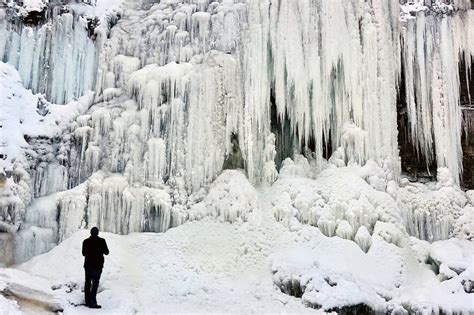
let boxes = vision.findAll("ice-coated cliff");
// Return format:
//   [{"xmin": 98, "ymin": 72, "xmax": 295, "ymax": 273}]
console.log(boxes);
[{"xmin": 0, "ymin": 0, "xmax": 473, "ymax": 270}]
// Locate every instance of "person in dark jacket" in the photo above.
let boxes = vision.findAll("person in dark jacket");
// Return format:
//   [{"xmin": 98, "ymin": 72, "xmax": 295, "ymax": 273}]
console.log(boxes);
[{"xmin": 82, "ymin": 227, "xmax": 109, "ymax": 308}]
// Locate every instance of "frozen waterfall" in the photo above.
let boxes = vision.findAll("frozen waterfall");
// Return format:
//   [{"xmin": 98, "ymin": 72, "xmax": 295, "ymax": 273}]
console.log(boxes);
[{"xmin": 0, "ymin": 0, "xmax": 473, "ymax": 265}]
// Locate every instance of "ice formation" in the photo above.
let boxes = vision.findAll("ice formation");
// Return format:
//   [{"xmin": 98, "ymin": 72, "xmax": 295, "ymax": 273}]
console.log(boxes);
[
  {"xmin": 0, "ymin": 1, "xmax": 106, "ymax": 104},
  {"xmin": 402, "ymin": 4, "xmax": 474, "ymax": 185},
  {"xmin": 0, "ymin": 0, "xmax": 472, "ymax": 257},
  {"xmin": 0, "ymin": 0, "xmax": 474, "ymax": 312}
]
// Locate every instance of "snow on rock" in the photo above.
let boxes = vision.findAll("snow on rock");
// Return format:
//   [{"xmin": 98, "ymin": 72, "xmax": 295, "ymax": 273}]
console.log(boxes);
[
  {"xmin": 0, "ymin": 62, "xmax": 94, "ymax": 168},
  {"xmin": 4, "ymin": 0, "xmax": 47, "ymax": 16},
  {"xmin": 270, "ymin": 226, "xmax": 401, "ymax": 312},
  {"xmin": 19, "ymin": 0, "xmax": 46, "ymax": 13},
  {"xmin": 271, "ymin": 224, "xmax": 474, "ymax": 313},
  {"xmin": 0, "ymin": 268, "xmax": 63, "ymax": 313},
  {"xmin": 393, "ymin": 236, "xmax": 474, "ymax": 314},
  {"xmin": 429, "ymin": 238, "xmax": 474, "ymax": 275},
  {"xmin": 400, "ymin": 0, "xmax": 472, "ymax": 21}
]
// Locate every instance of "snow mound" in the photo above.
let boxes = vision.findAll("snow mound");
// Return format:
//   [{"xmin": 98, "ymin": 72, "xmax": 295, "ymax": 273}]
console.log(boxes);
[
  {"xmin": 189, "ymin": 170, "xmax": 257, "ymax": 223},
  {"xmin": 429, "ymin": 238, "xmax": 474, "ymax": 275}
]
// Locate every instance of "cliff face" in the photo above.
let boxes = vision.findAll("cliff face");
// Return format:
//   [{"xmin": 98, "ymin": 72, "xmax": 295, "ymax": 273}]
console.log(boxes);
[
  {"xmin": 461, "ymin": 57, "xmax": 474, "ymax": 187},
  {"xmin": 0, "ymin": 0, "xmax": 473, "ymax": 267},
  {"xmin": 463, "ymin": 110, "xmax": 474, "ymax": 188}
]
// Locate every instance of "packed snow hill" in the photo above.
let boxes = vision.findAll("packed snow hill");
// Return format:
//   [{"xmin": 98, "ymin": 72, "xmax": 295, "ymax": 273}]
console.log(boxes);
[{"xmin": 1, "ymin": 0, "xmax": 474, "ymax": 313}]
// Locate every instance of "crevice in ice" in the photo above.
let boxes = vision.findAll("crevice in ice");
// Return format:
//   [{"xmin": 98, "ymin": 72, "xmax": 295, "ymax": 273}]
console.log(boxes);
[
  {"xmin": 460, "ymin": 55, "xmax": 474, "ymax": 188},
  {"xmin": 397, "ymin": 58, "xmax": 437, "ymax": 182},
  {"xmin": 270, "ymin": 93, "xmax": 294, "ymax": 171},
  {"xmin": 223, "ymin": 133, "xmax": 245, "ymax": 171},
  {"xmin": 19, "ymin": 8, "xmax": 47, "ymax": 27},
  {"xmin": 326, "ymin": 304, "xmax": 376, "ymax": 315},
  {"xmin": 459, "ymin": 55, "xmax": 473, "ymax": 107}
]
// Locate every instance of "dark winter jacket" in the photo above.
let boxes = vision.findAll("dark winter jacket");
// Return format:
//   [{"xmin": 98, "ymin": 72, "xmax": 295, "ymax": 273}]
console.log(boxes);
[{"xmin": 82, "ymin": 236, "xmax": 109, "ymax": 269}]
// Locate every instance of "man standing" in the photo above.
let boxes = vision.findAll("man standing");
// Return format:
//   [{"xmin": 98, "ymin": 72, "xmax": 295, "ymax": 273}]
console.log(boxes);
[{"xmin": 82, "ymin": 227, "xmax": 109, "ymax": 309}]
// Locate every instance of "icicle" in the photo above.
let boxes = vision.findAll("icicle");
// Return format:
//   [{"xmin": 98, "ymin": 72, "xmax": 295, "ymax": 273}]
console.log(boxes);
[
  {"xmin": 243, "ymin": 0, "xmax": 401, "ymax": 180},
  {"xmin": 145, "ymin": 138, "xmax": 167, "ymax": 187}
]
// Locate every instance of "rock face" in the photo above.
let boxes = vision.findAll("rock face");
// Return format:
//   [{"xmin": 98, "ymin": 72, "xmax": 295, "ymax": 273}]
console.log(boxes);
[
  {"xmin": 460, "ymin": 55, "xmax": 474, "ymax": 189},
  {"xmin": 462, "ymin": 110, "xmax": 474, "ymax": 188},
  {"xmin": 0, "ymin": 233, "xmax": 13, "ymax": 267}
]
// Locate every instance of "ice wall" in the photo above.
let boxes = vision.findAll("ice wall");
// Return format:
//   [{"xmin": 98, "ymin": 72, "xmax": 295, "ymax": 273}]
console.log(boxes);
[
  {"xmin": 401, "ymin": 5, "xmax": 474, "ymax": 185},
  {"xmin": 0, "ymin": 0, "xmax": 121, "ymax": 104},
  {"xmin": 0, "ymin": 7, "xmax": 96, "ymax": 104}
]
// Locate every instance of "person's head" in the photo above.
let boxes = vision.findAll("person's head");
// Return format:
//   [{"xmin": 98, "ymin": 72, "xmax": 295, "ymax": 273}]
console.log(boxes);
[{"xmin": 90, "ymin": 227, "xmax": 99, "ymax": 237}]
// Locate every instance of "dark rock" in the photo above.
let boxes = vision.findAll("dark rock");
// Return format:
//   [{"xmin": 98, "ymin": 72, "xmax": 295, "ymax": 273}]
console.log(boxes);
[{"xmin": 223, "ymin": 133, "xmax": 245, "ymax": 170}]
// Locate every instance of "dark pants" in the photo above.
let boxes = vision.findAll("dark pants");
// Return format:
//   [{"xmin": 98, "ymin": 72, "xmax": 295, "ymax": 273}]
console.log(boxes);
[{"xmin": 84, "ymin": 267, "xmax": 102, "ymax": 306}]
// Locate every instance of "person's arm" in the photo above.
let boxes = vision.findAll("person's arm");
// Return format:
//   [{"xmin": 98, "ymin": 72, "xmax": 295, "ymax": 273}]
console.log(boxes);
[
  {"xmin": 103, "ymin": 239, "xmax": 110, "ymax": 255},
  {"xmin": 82, "ymin": 240, "xmax": 87, "ymax": 257}
]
